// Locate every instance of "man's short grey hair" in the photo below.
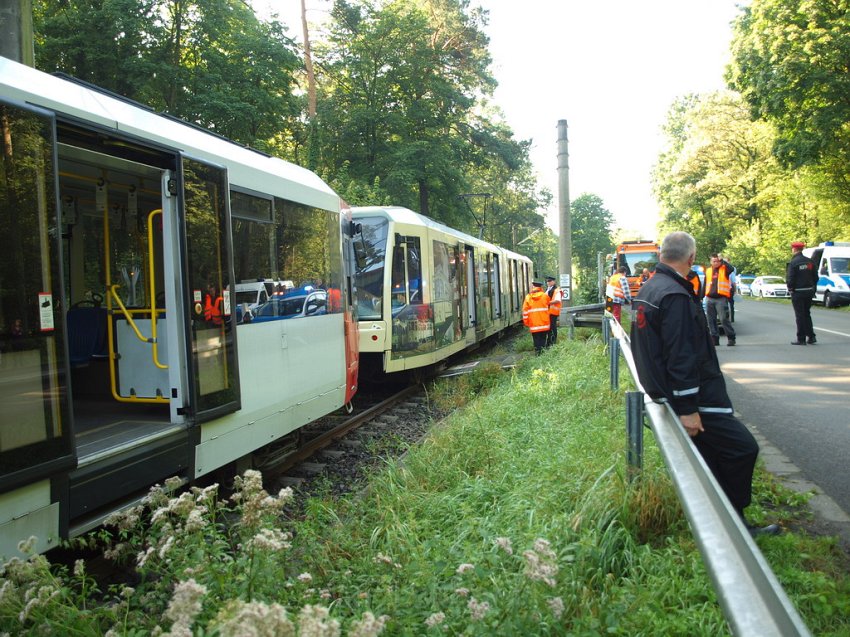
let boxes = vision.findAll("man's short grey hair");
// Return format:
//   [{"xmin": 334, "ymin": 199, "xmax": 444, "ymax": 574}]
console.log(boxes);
[{"xmin": 660, "ymin": 231, "xmax": 696, "ymax": 263}]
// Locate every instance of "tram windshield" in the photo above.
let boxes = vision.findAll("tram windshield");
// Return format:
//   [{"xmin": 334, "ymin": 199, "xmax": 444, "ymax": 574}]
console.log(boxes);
[{"xmin": 353, "ymin": 216, "xmax": 389, "ymax": 321}]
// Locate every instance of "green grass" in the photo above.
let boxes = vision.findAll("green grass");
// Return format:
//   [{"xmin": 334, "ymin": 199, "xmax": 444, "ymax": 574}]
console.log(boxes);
[{"xmin": 2, "ymin": 334, "xmax": 848, "ymax": 636}]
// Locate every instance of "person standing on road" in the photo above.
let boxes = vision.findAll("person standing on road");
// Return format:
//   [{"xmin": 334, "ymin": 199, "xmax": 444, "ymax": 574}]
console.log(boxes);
[
  {"xmin": 606, "ymin": 267, "xmax": 632, "ymax": 323},
  {"xmin": 787, "ymin": 241, "xmax": 817, "ymax": 346},
  {"xmin": 522, "ymin": 280, "xmax": 550, "ymax": 355},
  {"xmin": 631, "ymin": 231, "xmax": 778, "ymax": 536},
  {"xmin": 545, "ymin": 275, "xmax": 562, "ymax": 347},
  {"xmin": 704, "ymin": 254, "xmax": 736, "ymax": 346}
]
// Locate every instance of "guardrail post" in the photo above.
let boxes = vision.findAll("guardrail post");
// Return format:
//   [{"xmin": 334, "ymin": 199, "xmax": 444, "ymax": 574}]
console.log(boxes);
[
  {"xmin": 626, "ymin": 391, "xmax": 644, "ymax": 481},
  {"xmin": 602, "ymin": 315, "xmax": 610, "ymax": 344},
  {"xmin": 609, "ymin": 337, "xmax": 620, "ymax": 391}
]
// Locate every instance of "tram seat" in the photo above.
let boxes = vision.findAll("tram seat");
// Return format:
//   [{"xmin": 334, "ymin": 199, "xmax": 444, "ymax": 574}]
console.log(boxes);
[{"xmin": 67, "ymin": 306, "xmax": 109, "ymax": 366}]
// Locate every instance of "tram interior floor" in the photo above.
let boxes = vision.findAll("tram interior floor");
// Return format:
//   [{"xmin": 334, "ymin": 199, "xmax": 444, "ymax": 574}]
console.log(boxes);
[{"xmin": 73, "ymin": 398, "xmax": 172, "ymax": 462}]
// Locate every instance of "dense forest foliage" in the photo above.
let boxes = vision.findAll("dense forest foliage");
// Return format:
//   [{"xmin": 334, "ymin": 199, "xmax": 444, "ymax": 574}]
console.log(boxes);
[
  {"xmin": 653, "ymin": 0, "xmax": 850, "ymax": 275},
  {"xmin": 31, "ymin": 0, "xmax": 553, "ymax": 257},
  {"xmin": 29, "ymin": 0, "xmax": 850, "ymax": 280}
]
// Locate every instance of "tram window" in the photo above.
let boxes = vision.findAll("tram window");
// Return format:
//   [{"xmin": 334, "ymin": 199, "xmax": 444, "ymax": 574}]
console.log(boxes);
[
  {"xmin": 390, "ymin": 236, "xmax": 422, "ymax": 308},
  {"xmin": 275, "ymin": 199, "xmax": 342, "ymax": 316},
  {"xmin": 0, "ymin": 102, "xmax": 73, "ymax": 478},
  {"xmin": 352, "ymin": 217, "xmax": 389, "ymax": 321}
]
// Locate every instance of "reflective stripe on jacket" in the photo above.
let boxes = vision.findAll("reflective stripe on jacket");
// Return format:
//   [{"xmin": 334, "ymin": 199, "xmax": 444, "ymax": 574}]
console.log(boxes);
[{"xmin": 522, "ymin": 290, "xmax": 551, "ymax": 333}]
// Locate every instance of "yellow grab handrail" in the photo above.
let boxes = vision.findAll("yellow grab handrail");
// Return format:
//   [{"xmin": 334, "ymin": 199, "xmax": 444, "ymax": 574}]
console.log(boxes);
[{"xmin": 148, "ymin": 209, "xmax": 167, "ymax": 370}]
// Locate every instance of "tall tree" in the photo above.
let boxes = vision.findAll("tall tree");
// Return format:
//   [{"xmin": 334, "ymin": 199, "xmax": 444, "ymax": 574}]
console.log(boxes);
[
  {"xmin": 728, "ymin": 0, "xmax": 850, "ymax": 211},
  {"xmin": 652, "ymin": 92, "xmax": 781, "ymax": 265},
  {"xmin": 315, "ymin": 0, "xmax": 529, "ymax": 227},
  {"xmin": 570, "ymin": 193, "xmax": 613, "ymax": 275},
  {"xmin": 34, "ymin": 0, "xmax": 302, "ymax": 147}
]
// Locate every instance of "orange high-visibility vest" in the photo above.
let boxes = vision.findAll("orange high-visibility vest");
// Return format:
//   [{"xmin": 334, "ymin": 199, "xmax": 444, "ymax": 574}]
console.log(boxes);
[
  {"xmin": 606, "ymin": 273, "xmax": 626, "ymax": 300},
  {"xmin": 547, "ymin": 286, "xmax": 562, "ymax": 316},
  {"xmin": 522, "ymin": 290, "xmax": 551, "ymax": 333},
  {"xmin": 705, "ymin": 266, "xmax": 732, "ymax": 298}
]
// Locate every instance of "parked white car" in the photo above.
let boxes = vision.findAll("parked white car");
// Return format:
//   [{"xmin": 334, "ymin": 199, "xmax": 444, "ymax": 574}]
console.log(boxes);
[
  {"xmin": 737, "ymin": 274, "xmax": 755, "ymax": 296},
  {"xmin": 750, "ymin": 276, "xmax": 789, "ymax": 298}
]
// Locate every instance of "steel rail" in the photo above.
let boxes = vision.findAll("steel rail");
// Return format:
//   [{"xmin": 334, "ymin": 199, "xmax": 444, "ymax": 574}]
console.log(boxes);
[
  {"xmin": 273, "ymin": 385, "xmax": 421, "ymax": 472},
  {"xmin": 608, "ymin": 318, "xmax": 811, "ymax": 637}
]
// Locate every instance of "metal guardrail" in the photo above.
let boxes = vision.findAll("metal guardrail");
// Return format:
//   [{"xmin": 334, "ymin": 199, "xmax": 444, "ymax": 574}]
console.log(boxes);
[
  {"xmin": 605, "ymin": 316, "xmax": 811, "ymax": 637},
  {"xmin": 563, "ymin": 302, "xmax": 606, "ymax": 337}
]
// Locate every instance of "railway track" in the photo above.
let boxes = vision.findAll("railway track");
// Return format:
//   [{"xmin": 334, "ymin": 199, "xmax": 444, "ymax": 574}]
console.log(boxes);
[{"xmin": 264, "ymin": 385, "xmax": 435, "ymax": 502}]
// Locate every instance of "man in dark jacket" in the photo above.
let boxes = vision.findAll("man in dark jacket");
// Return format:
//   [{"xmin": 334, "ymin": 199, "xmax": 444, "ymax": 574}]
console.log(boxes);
[
  {"xmin": 786, "ymin": 241, "xmax": 817, "ymax": 345},
  {"xmin": 631, "ymin": 231, "xmax": 778, "ymax": 536}
]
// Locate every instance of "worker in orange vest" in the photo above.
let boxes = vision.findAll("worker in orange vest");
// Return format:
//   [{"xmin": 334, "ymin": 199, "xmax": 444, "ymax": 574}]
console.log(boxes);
[
  {"xmin": 522, "ymin": 280, "xmax": 551, "ymax": 355},
  {"xmin": 704, "ymin": 254, "xmax": 736, "ymax": 346},
  {"xmin": 606, "ymin": 267, "xmax": 632, "ymax": 323},
  {"xmin": 544, "ymin": 275, "xmax": 562, "ymax": 347},
  {"xmin": 204, "ymin": 283, "xmax": 223, "ymax": 326}
]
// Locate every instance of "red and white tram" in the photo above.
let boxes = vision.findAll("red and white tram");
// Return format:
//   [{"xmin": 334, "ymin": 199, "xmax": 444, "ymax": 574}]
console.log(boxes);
[{"xmin": 0, "ymin": 57, "xmax": 358, "ymax": 557}]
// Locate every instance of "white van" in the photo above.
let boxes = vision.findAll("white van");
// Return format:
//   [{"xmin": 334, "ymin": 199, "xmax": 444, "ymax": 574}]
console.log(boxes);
[{"xmin": 802, "ymin": 242, "xmax": 850, "ymax": 307}]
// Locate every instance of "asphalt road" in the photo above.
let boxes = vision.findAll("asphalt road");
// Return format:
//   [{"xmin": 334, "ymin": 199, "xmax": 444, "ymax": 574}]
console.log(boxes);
[{"xmin": 716, "ymin": 296, "xmax": 850, "ymax": 515}]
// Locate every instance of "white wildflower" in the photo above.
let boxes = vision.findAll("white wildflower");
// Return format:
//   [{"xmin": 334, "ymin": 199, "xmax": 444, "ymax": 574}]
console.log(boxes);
[
  {"xmin": 163, "ymin": 579, "xmax": 207, "ymax": 635},
  {"xmin": 348, "ymin": 611, "xmax": 389, "ymax": 637},
  {"xmin": 424, "ymin": 612, "xmax": 445, "ymax": 627},
  {"xmin": 136, "ymin": 546, "xmax": 156, "ymax": 568},
  {"xmin": 494, "ymin": 537, "xmax": 513, "ymax": 555},
  {"xmin": 467, "ymin": 597, "xmax": 490, "ymax": 621},
  {"xmin": 16, "ymin": 536, "xmax": 37, "ymax": 555},
  {"xmin": 297, "ymin": 572, "xmax": 313, "ymax": 584},
  {"xmin": 73, "ymin": 559, "xmax": 85, "ymax": 577},
  {"xmin": 158, "ymin": 535, "xmax": 176, "ymax": 560},
  {"xmin": 533, "ymin": 538, "xmax": 556, "ymax": 560},
  {"xmin": 248, "ymin": 528, "xmax": 292, "ymax": 552},
  {"xmin": 455, "ymin": 563, "xmax": 475, "ymax": 575},
  {"xmin": 547, "ymin": 596, "xmax": 565, "ymax": 619},
  {"xmin": 454, "ymin": 587, "xmax": 469, "ymax": 597},
  {"xmin": 522, "ymin": 548, "xmax": 558, "ymax": 588},
  {"xmin": 214, "ymin": 600, "xmax": 295, "ymax": 637},
  {"xmin": 184, "ymin": 508, "xmax": 206, "ymax": 533},
  {"xmin": 297, "ymin": 604, "xmax": 340, "ymax": 637}
]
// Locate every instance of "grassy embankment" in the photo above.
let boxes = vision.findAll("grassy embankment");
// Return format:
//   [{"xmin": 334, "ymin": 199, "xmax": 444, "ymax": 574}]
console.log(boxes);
[{"xmin": 1, "ymin": 330, "xmax": 848, "ymax": 636}]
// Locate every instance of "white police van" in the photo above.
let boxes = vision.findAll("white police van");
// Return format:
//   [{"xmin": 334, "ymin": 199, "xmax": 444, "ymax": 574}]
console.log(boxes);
[{"xmin": 803, "ymin": 242, "xmax": 850, "ymax": 307}]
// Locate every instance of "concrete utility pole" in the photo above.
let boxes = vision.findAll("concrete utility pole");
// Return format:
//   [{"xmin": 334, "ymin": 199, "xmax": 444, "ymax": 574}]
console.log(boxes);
[
  {"xmin": 557, "ymin": 119, "xmax": 572, "ymax": 309},
  {"xmin": 0, "ymin": 0, "xmax": 34, "ymax": 66}
]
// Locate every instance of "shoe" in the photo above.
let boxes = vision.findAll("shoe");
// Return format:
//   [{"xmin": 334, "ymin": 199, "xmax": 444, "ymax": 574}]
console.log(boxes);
[
  {"xmin": 791, "ymin": 341, "xmax": 806, "ymax": 345},
  {"xmin": 727, "ymin": 339, "xmax": 735, "ymax": 346},
  {"xmin": 746, "ymin": 523, "xmax": 781, "ymax": 537},
  {"xmin": 713, "ymin": 336, "xmax": 720, "ymax": 346},
  {"xmin": 807, "ymin": 336, "xmax": 817, "ymax": 344}
]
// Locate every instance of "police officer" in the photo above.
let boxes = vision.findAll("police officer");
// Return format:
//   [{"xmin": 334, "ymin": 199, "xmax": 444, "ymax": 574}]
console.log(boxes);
[
  {"xmin": 787, "ymin": 241, "xmax": 817, "ymax": 345},
  {"xmin": 632, "ymin": 231, "xmax": 778, "ymax": 536}
]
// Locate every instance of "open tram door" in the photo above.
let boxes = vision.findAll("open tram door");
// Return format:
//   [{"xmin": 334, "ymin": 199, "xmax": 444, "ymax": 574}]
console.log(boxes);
[
  {"xmin": 460, "ymin": 243, "xmax": 477, "ymax": 344},
  {"xmin": 0, "ymin": 99, "xmax": 74, "ymax": 556}
]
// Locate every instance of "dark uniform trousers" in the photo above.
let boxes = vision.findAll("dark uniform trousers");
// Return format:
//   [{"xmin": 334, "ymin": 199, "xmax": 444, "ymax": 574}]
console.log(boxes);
[
  {"xmin": 691, "ymin": 411, "xmax": 759, "ymax": 516},
  {"xmin": 791, "ymin": 293, "xmax": 814, "ymax": 342}
]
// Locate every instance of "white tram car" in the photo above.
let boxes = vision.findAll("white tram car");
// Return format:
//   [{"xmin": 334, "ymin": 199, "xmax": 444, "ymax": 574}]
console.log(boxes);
[
  {"xmin": 352, "ymin": 206, "xmax": 532, "ymax": 374},
  {"xmin": 0, "ymin": 57, "xmax": 358, "ymax": 557}
]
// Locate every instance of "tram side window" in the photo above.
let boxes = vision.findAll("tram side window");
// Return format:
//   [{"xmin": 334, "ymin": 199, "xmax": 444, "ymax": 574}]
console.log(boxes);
[
  {"xmin": 228, "ymin": 194, "xmax": 341, "ymax": 324},
  {"xmin": 353, "ymin": 217, "xmax": 389, "ymax": 321},
  {"xmin": 390, "ymin": 237, "xmax": 423, "ymax": 309},
  {"xmin": 276, "ymin": 198, "xmax": 342, "ymax": 317},
  {"xmin": 230, "ymin": 191, "xmax": 274, "ymax": 324},
  {"xmin": 0, "ymin": 103, "xmax": 72, "ymax": 475}
]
